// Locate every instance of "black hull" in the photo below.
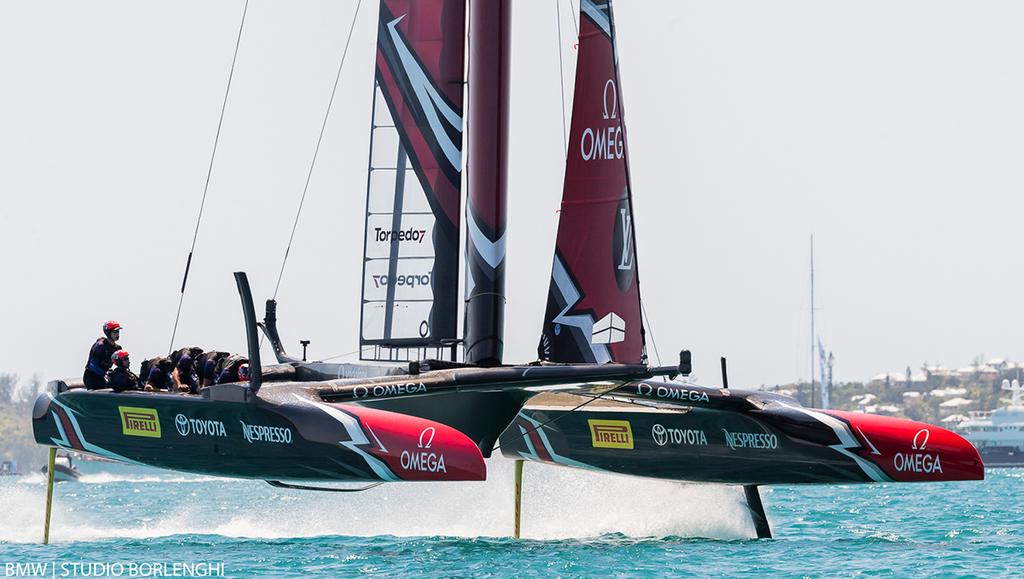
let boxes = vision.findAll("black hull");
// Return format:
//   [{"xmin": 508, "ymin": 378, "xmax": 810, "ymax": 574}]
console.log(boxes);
[
  {"xmin": 32, "ymin": 385, "xmax": 487, "ymax": 482},
  {"xmin": 501, "ymin": 405, "xmax": 872, "ymax": 485},
  {"xmin": 32, "ymin": 362, "xmax": 672, "ymax": 483},
  {"xmin": 499, "ymin": 389, "xmax": 984, "ymax": 485}
]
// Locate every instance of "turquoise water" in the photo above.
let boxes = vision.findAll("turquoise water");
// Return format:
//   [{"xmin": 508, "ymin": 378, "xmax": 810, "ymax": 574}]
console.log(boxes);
[{"xmin": 0, "ymin": 459, "xmax": 1020, "ymax": 577}]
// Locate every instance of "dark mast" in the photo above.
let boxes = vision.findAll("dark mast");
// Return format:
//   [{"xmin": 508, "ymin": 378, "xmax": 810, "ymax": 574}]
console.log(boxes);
[{"xmin": 463, "ymin": 0, "xmax": 511, "ymax": 366}]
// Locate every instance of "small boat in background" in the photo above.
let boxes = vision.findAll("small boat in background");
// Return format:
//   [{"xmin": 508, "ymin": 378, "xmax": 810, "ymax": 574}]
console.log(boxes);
[{"xmin": 41, "ymin": 452, "xmax": 81, "ymax": 483}]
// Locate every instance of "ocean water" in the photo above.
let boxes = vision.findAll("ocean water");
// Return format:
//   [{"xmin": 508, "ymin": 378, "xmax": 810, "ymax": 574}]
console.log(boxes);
[{"xmin": 0, "ymin": 459, "xmax": 1020, "ymax": 577}]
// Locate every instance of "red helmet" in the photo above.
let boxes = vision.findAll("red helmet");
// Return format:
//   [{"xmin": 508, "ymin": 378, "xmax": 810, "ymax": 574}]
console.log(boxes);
[
  {"xmin": 111, "ymin": 350, "xmax": 130, "ymax": 366},
  {"xmin": 238, "ymin": 364, "xmax": 250, "ymax": 380},
  {"xmin": 103, "ymin": 321, "xmax": 122, "ymax": 334}
]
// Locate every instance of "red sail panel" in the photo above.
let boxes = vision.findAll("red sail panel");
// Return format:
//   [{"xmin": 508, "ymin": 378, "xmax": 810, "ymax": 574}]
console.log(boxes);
[
  {"xmin": 539, "ymin": 0, "xmax": 643, "ymax": 364},
  {"xmin": 361, "ymin": 0, "xmax": 466, "ymax": 360}
]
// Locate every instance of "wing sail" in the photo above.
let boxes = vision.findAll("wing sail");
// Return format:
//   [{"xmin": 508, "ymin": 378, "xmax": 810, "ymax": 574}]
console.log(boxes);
[
  {"xmin": 361, "ymin": 0, "xmax": 466, "ymax": 361},
  {"xmin": 539, "ymin": 0, "xmax": 644, "ymax": 364}
]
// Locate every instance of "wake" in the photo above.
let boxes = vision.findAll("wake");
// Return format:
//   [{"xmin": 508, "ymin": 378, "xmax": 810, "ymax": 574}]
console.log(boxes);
[{"xmin": 0, "ymin": 458, "xmax": 756, "ymax": 543}]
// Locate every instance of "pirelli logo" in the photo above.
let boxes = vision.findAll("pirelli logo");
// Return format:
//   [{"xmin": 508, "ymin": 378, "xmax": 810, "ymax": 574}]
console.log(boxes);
[
  {"xmin": 588, "ymin": 419, "xmax": 633, "ymax": 449},
  {"xmin": 119, "ymin": 406, "xmax": 161, "ymax": 438}
]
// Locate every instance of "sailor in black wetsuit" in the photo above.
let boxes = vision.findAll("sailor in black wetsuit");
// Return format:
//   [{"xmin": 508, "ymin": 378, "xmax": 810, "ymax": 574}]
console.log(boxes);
[
  {"xmin": 215, "ymin": 356, "xmax": 249, "ymax": 384},
  {"xmin": 141, "ymin": 356, "xmax": 174, "ymax": 391},
  {"xmin": 169, "ymin": 346, "xmax": 203, "ymax": 369},
  {"xmin": 199, "ymin": 351, "xmax": 231, "ymax": 387},
  {"xmin": 106, "ymin": 350, "xmax": 140, "ymax": 393},
  {"xmin": 83, "ymin": 321, "xmax": 122, "ymax": 390},
  {"xmin": 173, "ymin": 354, "xmax": 201, "ymax": 393}
]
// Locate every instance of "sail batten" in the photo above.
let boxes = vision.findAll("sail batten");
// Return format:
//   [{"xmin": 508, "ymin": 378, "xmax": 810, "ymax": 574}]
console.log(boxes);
[{"xmin": 360, "ymin": 0, "xmax": 466, "ymax": 361}]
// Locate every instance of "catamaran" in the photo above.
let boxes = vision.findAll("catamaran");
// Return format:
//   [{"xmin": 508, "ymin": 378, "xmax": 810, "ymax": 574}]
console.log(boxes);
[{"xmin": 33, "ymin": 0, "xmax": 982, "ymax": 538}]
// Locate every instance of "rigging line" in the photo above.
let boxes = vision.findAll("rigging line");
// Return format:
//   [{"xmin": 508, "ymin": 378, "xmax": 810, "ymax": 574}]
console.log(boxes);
[
  {"xmin": 271, "ymin": 0, "xmax": 364, "ymax": 301},
  {"xmin": 168, "ymin": 0, "xmax": 250, "ymax": 354},
  {"xmin": 490, "ymin": 383, "xmax": 625, "ymax": 453},
  {"xmin": 555, "ymin": 0, "xmax": 568, "ymax": 157},
  {"xmin": 568, "ymin": 0, "xmax": 579, "ymax": 37},
  {"xmin": 640, "ymin": 298, "xmax": 666, "ymax": 381}
]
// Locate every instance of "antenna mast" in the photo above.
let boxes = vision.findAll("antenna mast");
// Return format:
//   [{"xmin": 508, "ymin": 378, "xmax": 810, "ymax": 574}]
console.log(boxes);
[{"xmin": 810, "ymin": 235, "xmax": 816, "ymax": 408}]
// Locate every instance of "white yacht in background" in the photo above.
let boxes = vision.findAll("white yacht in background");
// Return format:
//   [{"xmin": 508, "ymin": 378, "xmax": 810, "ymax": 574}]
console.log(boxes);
[{"xmin": 958, "ymin": 379, "xmax": 1024, "ymax": 467}]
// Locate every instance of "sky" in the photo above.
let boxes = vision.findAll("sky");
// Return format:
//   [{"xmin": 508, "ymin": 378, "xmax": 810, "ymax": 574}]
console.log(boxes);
[{"xmin": 1, "ymin": 1, "xmax": 1023, "ymax": 390}]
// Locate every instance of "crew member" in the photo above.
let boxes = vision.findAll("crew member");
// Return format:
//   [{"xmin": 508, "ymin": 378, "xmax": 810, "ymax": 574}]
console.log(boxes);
[
  {"xmin": 198, "ymin": 351, "xmax": 231, "ymax": 387},
  {"xmin": 169, "ymin": 346, "xmax": 204, "ymax": 368},
  {"xmin": 107, "ymin": 350, "xmax": 140, "ymax": 392},
  {"xmin": 141, "ymin": 356, "xmax": 175, "ymax": 391},
  {"xmin": 215, "ymin": 355, "xmax": 250, "ymax": 384},
  {"xmin": 173, "ymin": 354, "xmax": 201, "ymax": 393},
  {"xmin": 83, "ymin": 321, "xmax": 122, "ymax": 390}
]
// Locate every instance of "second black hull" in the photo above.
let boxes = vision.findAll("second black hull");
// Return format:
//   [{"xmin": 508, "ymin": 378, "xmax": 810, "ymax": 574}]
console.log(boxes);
[{"xmin": 499, "ymin": 388, "xmax": 984, "ymax": 485}]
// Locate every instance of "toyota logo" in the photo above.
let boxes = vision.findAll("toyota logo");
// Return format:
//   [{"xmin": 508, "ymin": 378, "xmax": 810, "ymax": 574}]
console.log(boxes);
[
  {"xmin": 174, "ymin": 414, "xmax": 190, "ymax": 436},
  {"xmin": 652, "ymin": 423, "xmax": 668, "ymax": 446}
]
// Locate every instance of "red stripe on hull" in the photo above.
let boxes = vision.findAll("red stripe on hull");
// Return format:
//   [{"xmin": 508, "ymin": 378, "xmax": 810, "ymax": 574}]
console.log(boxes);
[
  {"xmin": 825, "ymin": 410, "xmax": 984, "ymax": 482},
  {"xmin": 339, "ymin": 405, "xmax": 486, "ymax": 482},
  {"xmin": 54, "ymin": 407, "xmax": 83, "ymax": 451}
]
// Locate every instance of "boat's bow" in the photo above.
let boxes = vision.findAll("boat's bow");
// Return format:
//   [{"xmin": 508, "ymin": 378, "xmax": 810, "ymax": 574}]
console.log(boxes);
[{"xmin": 820, "ymin": 409, "xmax": 984, "ymax": 482}]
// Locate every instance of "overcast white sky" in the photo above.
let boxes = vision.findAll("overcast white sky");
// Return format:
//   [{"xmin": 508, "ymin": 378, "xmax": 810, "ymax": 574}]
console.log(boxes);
[{"xmin": 1, "ymin": 1, "xmax": 1022, "ymax": 389}]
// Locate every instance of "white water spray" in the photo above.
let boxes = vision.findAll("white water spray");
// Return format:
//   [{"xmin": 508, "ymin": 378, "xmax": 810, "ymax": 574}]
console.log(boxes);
[{"xmin": 0, "ymin": 458, "xmax": 756, "ymax": 543}]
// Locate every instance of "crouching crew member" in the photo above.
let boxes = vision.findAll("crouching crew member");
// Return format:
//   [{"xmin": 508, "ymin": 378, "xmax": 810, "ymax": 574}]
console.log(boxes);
[
  {"xmin": 169, "ymin": 346, "xmax": 204, "ymax": 369},
  {"xmin": 173, "ymin": 354, "xmax": 202, "ymax": 394},
  {"xmin": 215, "ymin": 355, "xmax": 250, "ymax": 384},
  {"xmin": 140, "ymin": 356, "xmax": 175, "ymax": 391},
  {"xmin": 198, "ymin": 351, "xmax": 231, "ymax": 387},
  {"xmin": 107, "ymin": 350, "xmax": 140, "ymax": 392},
  {"xmin": 83, "ymin": 321, "xmax": 122, "ymax": 390}
]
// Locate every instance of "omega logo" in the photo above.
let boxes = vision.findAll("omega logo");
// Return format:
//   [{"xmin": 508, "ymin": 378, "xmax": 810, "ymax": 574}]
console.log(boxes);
[
  {"xmin": 912, "ymin": 428, "xmax": 930, "ymax": 451},
  {"xmin": 418, "ymin": 426, "xmax": 436, "ymax": 449},
  {"xmin": 580, "ymin": 78, "xmax": 625, "ymax": 162},
  {"xmin": 603, "ymin": 79, "xmax": 618, "ymax": 120}
]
